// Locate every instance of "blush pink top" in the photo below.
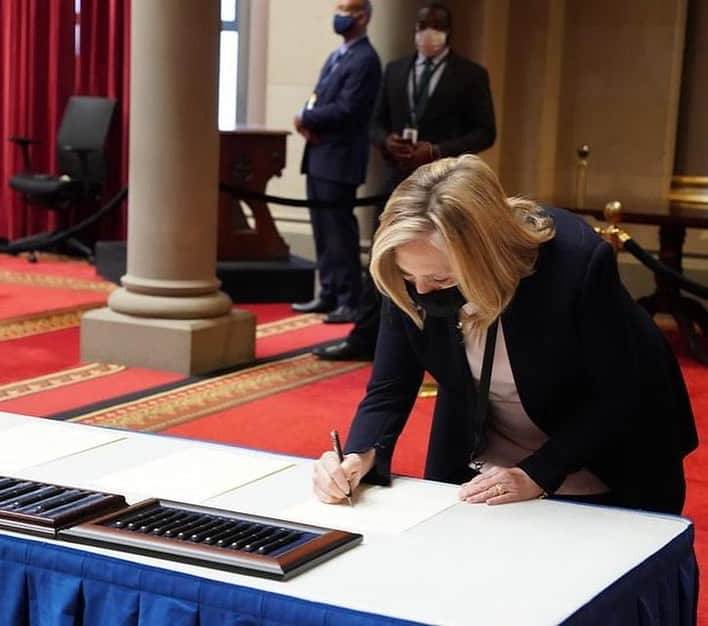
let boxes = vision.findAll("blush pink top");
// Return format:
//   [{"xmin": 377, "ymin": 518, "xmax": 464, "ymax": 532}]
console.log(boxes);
[{"xmin": 463, "ymin": 308, "xmax": 608, "ymax": 496}]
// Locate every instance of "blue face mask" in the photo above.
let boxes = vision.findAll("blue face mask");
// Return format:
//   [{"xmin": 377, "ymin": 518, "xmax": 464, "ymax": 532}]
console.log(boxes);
[{"xmin": 333, "ymin": 13, "xmax": 356, "ymax": 35}]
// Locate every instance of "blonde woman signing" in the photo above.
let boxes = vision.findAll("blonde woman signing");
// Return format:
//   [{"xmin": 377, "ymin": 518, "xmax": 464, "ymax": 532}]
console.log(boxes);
[{"xmin": 312, "ymin": 155, "xmax": 697, "ymax": 514}]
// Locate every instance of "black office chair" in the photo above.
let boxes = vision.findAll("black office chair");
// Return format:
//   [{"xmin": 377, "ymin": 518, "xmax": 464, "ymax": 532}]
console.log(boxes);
[{"xmin": 8, "ymin": 96, "xmax": 117, "ymax": 261}]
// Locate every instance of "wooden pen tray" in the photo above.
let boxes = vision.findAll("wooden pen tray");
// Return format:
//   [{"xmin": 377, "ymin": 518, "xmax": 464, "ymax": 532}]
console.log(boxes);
[
  {"xmin": 0, "ymin": 475, "xmax": 127, "ymax": 537},
  {"xmin": 60, "ymin": 498, "xmax": 362, "ymax": 580}
]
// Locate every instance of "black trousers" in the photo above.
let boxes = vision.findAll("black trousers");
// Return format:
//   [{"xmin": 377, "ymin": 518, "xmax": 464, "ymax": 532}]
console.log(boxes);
[
  {"xmin": 347, "ymin": 174, "xmax": 400, "ymax": 351},
  {"xmin": 307, "ymin": 176, "xmax": 361, "ymax": 309},
  {"xmin": 346, "ymin": 265, "xmax": 381, "ymax": 351}
]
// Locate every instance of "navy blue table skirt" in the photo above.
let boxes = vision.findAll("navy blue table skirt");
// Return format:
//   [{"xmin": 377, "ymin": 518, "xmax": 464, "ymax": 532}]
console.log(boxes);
[
  {"xmin": 0, "ymin": 534, "xmax": 422, "ymax": 626},
  {"xmin": 564, "ymin": 524, "xmax": 698, "ymax": 626},
  {"xmin": 0, "ymin": 526, "xmax": 697, "ymax": 626}
]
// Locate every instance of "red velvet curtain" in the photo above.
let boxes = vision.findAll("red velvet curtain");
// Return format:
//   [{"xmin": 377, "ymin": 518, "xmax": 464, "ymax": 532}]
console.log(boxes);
[
  {"xmin": 0, "ymin": 0, "xmax": 130, "ymax": 242},
  {"xmin": 74, "ymin": 0, "xmax": 130, "ymax": 240},
  {"xmin": 0, "ymin": 0, "xmax": 75, "ymax": 239}
]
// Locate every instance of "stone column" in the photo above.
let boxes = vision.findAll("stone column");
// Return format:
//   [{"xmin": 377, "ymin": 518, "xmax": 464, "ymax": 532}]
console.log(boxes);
[
  {"xmin": 81, "ymin": 0, "xmax": 255, "ymax": 375},
  {"xmin": 671, "ymin": 0, "xmax": 708, "ymax": 203}
]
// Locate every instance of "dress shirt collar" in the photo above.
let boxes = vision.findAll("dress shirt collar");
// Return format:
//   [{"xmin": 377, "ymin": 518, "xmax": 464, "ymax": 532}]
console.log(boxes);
[
  {"xmin": 337, "ymin": 34, "xmax": 367, "ymax": 56},
  {"xmin": 415, "ymin": 47, "xmax": 450, "ymax": 67}
]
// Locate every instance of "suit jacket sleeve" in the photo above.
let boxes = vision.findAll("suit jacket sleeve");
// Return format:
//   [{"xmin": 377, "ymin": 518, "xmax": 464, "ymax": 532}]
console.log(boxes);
[
  {"xmin": 438, "ymin": 64, "xmax": 496, "ymax": 157},
  {"xmin": 370, "ymin": 63, "xmax": 392, "ymax": 149},
  {"xmin": 344, "ymin": 299, "xmax": 424, "ymax": 485},
  {"xmin": 301, "ymin": 52, "xmax": 381, "ymax": 133},
  {"xmin": 517, "ymin": 241, "xmax": 642, "ymax": 494}
]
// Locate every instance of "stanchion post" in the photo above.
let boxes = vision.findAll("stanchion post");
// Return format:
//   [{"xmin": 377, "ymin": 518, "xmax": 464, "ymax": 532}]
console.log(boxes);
[
  {"xmin": 575, "ymin": 144, "xmax": 590, "ymax": 208},
  {"xmin": 593, "ymin": 200, "xmax": 626, "ymax": 252}
]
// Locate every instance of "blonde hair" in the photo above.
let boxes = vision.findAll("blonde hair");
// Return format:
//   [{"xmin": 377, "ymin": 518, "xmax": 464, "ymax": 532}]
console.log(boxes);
[{"xmin": 370, "ymin": 155, "xmax": 555, "ymax": 336}]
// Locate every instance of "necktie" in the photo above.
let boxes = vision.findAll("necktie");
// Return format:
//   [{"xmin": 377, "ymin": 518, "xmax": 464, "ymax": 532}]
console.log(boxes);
[
  {"xmin": 320, "ymin": 49, "xmax": 344, "ymax": 84},
  {"xmin": 414, "ymin": 59, "xmax": 435, "ymax": 121}
]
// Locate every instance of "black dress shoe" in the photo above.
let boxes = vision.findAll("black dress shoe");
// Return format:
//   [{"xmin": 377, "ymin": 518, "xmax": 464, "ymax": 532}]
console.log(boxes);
[
  {"xmin": 291, "ymin": 298, "xmax": 335, "ymax": 314},
  {"xmin": 323, "ymin": 305, "xmax": 357, "ymax": 324},
  {"xmin": 312, "ymin": 340, "xmax": 374, "ymax": 361}
]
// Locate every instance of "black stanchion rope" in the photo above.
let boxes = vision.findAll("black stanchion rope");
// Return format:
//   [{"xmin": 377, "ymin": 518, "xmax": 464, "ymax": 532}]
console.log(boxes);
[
  {"xmin": 219, "ymin": 182, "xmax": 388, "ymax": 209},
  {"xmin": 1, "ymin": 182, "xmax": 384, "ymax": 256},
  {"xmin": 0, "ymin": 187, "xmax": 128, "ymax": 254},
  {"xmin": 11, "ymin": 186, "xmax": 704, "ymax": 304},
  {"xmin": 623, "ymin": 238, "xmax": 708, "ymax": 300},
  {"xmin": 220, "ymin": 183, "xmax": 708, "ymax": 301}
]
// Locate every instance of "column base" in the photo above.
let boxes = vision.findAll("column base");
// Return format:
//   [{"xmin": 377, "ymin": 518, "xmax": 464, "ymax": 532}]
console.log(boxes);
[{"xmin": 80, "ymin": 308, "xmax": 256, "ymax": 375}]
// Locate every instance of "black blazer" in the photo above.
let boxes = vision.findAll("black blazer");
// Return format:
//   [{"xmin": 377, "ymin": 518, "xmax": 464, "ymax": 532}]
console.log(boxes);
[
  {"xmin": 301, "ymin": 37, "xmax": 381, "ymax": 186},
  {"xmin": 345, "ymin": 208, "xmax": 697, "ymax": 514},
  {"xmin": 371, "ymin": 51, "xmax": 496, "ymax": 156}
]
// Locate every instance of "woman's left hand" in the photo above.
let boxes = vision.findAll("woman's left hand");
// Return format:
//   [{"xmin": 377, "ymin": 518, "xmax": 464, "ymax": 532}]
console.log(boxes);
[{"xmin": 458, "ymin": 467, "xmax": 544, "ymax": 505}]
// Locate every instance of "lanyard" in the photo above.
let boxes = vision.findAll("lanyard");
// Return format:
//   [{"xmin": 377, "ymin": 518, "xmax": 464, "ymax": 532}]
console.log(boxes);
[
  {"xmin": 476, "ymin": 318, "xmax": 499, "ymax": 434},
  {"xmin": 408, "ymin": 56, "xmax": 447, "ymax": 127}
]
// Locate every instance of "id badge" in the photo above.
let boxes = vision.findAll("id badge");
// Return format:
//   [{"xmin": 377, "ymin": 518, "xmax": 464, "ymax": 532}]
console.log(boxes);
[{"xmin": 402, "ymin": 127, "xmax": 418, "ymax": 145}]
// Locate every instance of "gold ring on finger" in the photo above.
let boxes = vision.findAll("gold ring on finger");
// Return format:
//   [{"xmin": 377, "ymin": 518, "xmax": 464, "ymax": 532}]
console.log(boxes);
[{"xmin": 494, "ymin": 482, "xmax": 505, "ymax": 497}]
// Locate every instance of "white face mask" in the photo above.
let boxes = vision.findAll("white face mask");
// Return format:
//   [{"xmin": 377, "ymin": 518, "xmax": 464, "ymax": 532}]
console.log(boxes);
[{"xmin": 415, "ymin": 28, "xmax": 447, "ymax": 58}]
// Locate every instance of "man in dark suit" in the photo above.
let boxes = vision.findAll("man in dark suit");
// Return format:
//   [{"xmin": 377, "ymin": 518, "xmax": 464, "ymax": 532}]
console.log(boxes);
[
  {"xmin": 314, "ymin": 2, "xmax": 496, "ymax": 358},
  {"xmin": 291, "ymin": 0, "xmax": 382, "ymax": 323}
]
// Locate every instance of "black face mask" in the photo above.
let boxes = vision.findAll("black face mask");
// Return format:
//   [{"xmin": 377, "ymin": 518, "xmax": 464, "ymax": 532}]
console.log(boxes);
[{"xmin": 405, "ymin": 281, "xmax": 466, "ymax": 317}]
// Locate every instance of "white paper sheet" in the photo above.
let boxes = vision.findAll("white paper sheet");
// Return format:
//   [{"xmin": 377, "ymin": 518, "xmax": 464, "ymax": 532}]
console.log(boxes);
[
  {"xmin": 0, "ymin": 421, "xmax": 125, "ymax": 472},
  {"xmin": 279, "ymin": 477, "xmax": 459, "ymax": 534},
  {"xmin": 90, "ymin": 447, "xmax": 293, "ymax": 502}
]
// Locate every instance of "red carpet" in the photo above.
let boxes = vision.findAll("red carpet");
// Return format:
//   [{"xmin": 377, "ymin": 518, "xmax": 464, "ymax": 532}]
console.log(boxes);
[
  {"xmin": 0, "ymin": 308, "xmax": 340, "ymax": 383},
  {"xmin": 242, "ymin": 303, "xmax": 305, "ymax": 325},
  {"xmin": 677, "ymin": 351, "xmax": 708, "ymax": 625},
  {"xmin": 0, "ymin": 314, "xmax": 351, "ymax": 415},
  {"xmin": 0, "ymin": 283, "xmax": 107, "ymax": 319},
  {"xmin": 0, "ymin": 253, "xmax": 113, "ymax": 322},
  {"xmin": 0, "ymin": 253, "xmax": 106, "ymax": 282},
  {"xmin": 256, "ymin": 319, "xmax": 352, "ymax": 359},
  {"xmin": 0, "ymin": 328, "xmax": 83, "ymax": 385},
  {"xmin": 0, "ymin": 364, "xmax": 184, "ymax": 415},
  {"xmin": 163, "ymin": 365, "xmax": 434, "ymax": 479}
]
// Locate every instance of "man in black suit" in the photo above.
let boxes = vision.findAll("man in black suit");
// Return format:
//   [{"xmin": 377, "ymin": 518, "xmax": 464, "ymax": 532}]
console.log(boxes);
[
  {"xmin": 314, "ymin": 2, "xmax": 496, "ymax": 359},
  {"xmin": 291, "ymin": 0, "xmax": 382, "ymax": 323}
]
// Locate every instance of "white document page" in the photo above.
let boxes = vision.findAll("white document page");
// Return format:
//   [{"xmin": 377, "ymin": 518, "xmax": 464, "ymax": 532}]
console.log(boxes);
[
  {"xmin": 90, "ymin": 448, "xmax": 293, "ymax": 502},
  {"xmin": 279, "ymin": 476, "xmax": 459, "ymax": 534},
  {"xmin": 0, "ymin": 421, "xmax": 125, "ymax": 473}
]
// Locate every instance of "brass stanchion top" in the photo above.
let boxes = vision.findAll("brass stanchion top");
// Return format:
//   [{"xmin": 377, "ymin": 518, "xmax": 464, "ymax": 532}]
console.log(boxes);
[{"xmin": 604, "ymin": 200, "xmax": 623, "ymax": 225}]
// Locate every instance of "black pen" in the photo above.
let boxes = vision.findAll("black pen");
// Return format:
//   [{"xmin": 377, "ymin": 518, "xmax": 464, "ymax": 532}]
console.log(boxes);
[{"xmin": 330, "ymin": 430, "xmax": 353, "ymax": 506}]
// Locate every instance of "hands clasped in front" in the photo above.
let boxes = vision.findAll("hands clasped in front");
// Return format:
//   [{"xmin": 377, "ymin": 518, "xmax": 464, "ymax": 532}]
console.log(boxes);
[
  {"xmin": 458, "ymin": 466, "xmax": 544, "ymax": 505},
  {"xmin": 293, "ymin": 115, "xmax": 320, "ymax": 145},
  {"xmin": 312, "ymin": 449, "xmax": 375, "ymax": 504},
  {"xmin": 384, "ymin": 133, "xmax": 435, "ymax": 171}
]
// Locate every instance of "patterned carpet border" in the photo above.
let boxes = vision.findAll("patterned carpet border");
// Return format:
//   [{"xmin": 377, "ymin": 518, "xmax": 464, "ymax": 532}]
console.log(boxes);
[
  {"xmin": 1, "ymin": 304, "xmax": 321, "ymax": 342},
  {"xmin": 0, "ymin": 363, "xmax": 125, "ymax": 401},
  {"xmin": 69, "ymin": 354, "xmax": 367, "ymax": 432},
  {"xmin": 0, "ymin": 312, "xmax": 339, "ymax": 408},
  {"xmin": 253, "ymin": 313, "xmax": 323, "ymax": 337},
  {"xmin": 0, "ymin": 269, "xmax": 116, "ymax": 293},
  {"xmin": 0, "ymin": 303, "xmax": 105, "ymax": 340}
]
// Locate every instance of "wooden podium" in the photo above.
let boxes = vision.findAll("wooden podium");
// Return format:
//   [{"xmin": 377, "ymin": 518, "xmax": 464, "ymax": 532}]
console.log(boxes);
[
  {"xmin": 94, "ymin": 129, "xmax": 315, "ymax": 302},
  {"xmin": 218, "ymin": 129, "xmax": 290, "ymax": 261}
]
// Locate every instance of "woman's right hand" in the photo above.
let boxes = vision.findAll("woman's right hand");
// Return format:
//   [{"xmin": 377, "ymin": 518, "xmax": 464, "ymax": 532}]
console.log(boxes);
[{"xmin": 312, "ymin": 449, "xmax": 375, "ymax": 504}]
